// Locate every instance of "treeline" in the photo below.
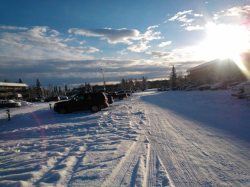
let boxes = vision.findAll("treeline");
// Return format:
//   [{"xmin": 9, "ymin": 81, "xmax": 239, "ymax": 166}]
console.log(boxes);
[
  {"xmin": 119, "ymin": 77, "xmax": 147, "ymax": 91},
  {"xmin": 7, "ymin": 65, "xmax": 190, "ymax": 100},
  {"xmin": 27, "ymin": 76, "xmax": 150, "ymax": 99},
  {"xmin": 27, "ymin": 79, "xmax": 70, "ymax": 99}
]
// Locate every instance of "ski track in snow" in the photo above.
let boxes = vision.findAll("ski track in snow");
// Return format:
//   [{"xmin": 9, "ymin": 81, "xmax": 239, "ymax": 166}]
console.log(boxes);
[
  {"xmin": 0, "ymin": 90, "xmax": 249, "ymax": 186},
  {"xmin": 135, "ymin": 91, "xmax": 250, "ymax": 187}
]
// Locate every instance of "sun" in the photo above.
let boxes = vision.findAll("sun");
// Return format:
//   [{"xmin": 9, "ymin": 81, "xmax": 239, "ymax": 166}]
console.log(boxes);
[
  {"xmin": 201, "ymin": 22, "xmax": 250, "ymax": 60},
  {"xmin": 196, "ymin": 22, "xmax": 250, "ymax": 79}
]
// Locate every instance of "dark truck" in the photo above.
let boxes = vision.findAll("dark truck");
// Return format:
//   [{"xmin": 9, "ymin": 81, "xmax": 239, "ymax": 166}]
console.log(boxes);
[{"xmin": 54, "ymin": 92, "xmax": 108, "ymax": 113}]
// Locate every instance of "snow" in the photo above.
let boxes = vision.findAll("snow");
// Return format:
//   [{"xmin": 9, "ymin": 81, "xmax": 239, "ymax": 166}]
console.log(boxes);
[
  {"xmin": 141, "ymin": 90, "xmax": 250, "ymax": 142},
  {"xmin": 0, "ymin": 82, "xmax": 28, "ymax": 87},
  {"xmin": 0, "ymin": 91, "xmax": 249, "ymax": 186}
]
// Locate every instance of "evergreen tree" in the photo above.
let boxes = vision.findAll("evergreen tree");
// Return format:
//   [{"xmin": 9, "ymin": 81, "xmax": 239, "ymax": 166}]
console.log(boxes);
[
  {"xmin": 64, "ymin": 84, "xmax": 68, "ymax": 93},
  {"xmin": 36, "ymin": 79, "xmax": 42, "ymax": 98},
  {"xmin": 36, "ymin": 79, "xmax": 41, "ymax": 89},
  {"xmin": 58, "ymin": 86, "xmax": 62, "ymax": 95},
  {"xmin": 18, "ymin": 78, "xmax": 23, "ymax": 83},
  {"xmin": 42, "ymin": 88, "xmax": 47, "ymax": 97},
  {"xmin": 170, "ymin": 66, "xmax": 177, "ymax": 90},
  {"xmin": 85, "ymin": 83, "xmax": 92, "ymax": 93},
  {"xmin": 121, "ymin": 78, "xmax": 126, "ymax": 90},
  {"xmin": 54, "ymin": 86, "xmax": 58, "ymax": 94},
  {"xmin": 128, "ymin": 79, "xmax": 134, "ymax": 91},
  {"xmin": 134, "ymin": 79, "xmax": 141, "ymax": 91},
  {"xmin": 142, "ymin": 76, "xmax": 147, "ymax": 91},
  {"xmin": 48, "ymin": 84, "xmax": 53, "ymax": 97}
]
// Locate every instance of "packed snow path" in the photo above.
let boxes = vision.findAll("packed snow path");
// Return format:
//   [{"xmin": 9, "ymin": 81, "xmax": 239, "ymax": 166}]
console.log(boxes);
[
  {"xmin": 135, "ymin": 91, "xmax": 250, "ymax": 186},
  {"xmin": 0, "ymin": 90, "xmax": 249, "ymax": 186}
]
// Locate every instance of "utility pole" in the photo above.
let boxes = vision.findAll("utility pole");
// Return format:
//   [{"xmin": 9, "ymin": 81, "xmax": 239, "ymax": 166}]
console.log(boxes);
[{"xmin": 100, "ymin": 68, "xmax": 106, "ymax": 91}]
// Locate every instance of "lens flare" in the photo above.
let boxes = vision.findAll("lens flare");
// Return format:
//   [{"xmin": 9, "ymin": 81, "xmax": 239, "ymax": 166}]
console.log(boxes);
[
  {"xmin": 198, "ymin": 22, "xmax": 250, "ymax": 79},
  {"xmin": 233, "ymin": 54, "xmax": 250, "ymax": 80}
]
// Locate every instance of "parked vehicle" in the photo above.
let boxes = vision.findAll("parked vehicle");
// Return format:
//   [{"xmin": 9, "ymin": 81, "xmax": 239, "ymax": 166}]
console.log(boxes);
[
  {"xmin": 110, "ymin": 92, "xmax": 128, "ymax": 100},
  {"xmin": 106, "ymin": 94, "xmax": 114, "ymax": 104},
  {"xmin": 198, "ymin": 84, "xmax": 211, "ymax": 91},
  {"xmin": 157, "ymin": 87, "xmax": 170, "ymax": 91},
  {"xmin": 117, "ymin": 90, "xmax": 132, "ymax": 96},
  {"xmin": 210, "ymin": 82, "xmax": 227, "ymax": 90},
  {"xmin": 0, "ymin": 100, "xmax": 21, "ymax": 108},
  {"xmin": 54, "ymin": 92, "xmax": 108, "ymax": 113},
  {"xmin": 26, "ymin": 98, "xmax": 43, "ymax": 102},
  {"xmin": 185, "ymin": 85, "xmax": 197, "ymax": 91},
  {"xmin": 44, "ymin": 96, "xmax": 60, "ymax": 102},
  {"xmin": 231, "ymin": 81, "xmax": 250, "ymax": 99},
  {"xmin": 58, "ymin": 96, "xmax": 69, "ymax": 101}
]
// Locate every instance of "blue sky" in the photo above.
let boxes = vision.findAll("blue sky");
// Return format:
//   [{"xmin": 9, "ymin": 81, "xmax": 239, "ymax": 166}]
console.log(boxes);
[{"xmin": 0, "ymin": 0, "xmax": 249, "ymax": 85}]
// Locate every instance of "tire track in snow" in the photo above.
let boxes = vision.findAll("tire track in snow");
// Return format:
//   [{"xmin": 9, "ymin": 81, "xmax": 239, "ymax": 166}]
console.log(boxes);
[
  {"xmin": 133, "ymin": 100, "xmax": 203, "ymax": 186},
  {"xmin": 146, "ymin": 146, "xmax": 170, "ymax": 187},
  {"xmin": 131, "ymin": 101, "xmax": 172, "ymax": 187},
  {"xmin": 145, "ymin": 109, "xmax": 212, "ymax": 187}
]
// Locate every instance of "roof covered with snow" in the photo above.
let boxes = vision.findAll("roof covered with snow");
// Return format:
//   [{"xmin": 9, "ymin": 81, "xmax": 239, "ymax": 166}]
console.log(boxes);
[
  {"xmin": 0, "ymin": 82, "xmax": 28, "ymax": 87},
  {"xmin": 187, "ymin": 59, "xmax": 234, "ymax": 72},
  {"xmin": 187, "ymin": 59, "xmax": 218, "ymax": 72}
]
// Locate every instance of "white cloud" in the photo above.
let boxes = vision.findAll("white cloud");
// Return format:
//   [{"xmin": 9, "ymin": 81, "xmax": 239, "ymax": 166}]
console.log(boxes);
[
  {"xmin": 168, "ymin": 5, "xmax": 250, "ymax": 33},
  {"xmin": 158, "ymin": 41, "xmax": 172, "ymax": 47},
  {"xmin": 142, "ymin": 25, "xmax": 161, "ymax": 41},
  {"xmin": 151, "ymin": 51, "xmax": 171, "ymax": 58},
  {"xmin": 147, "ymin": 25, "xmax": 159, "ymax": 30},
  {"xmin": 0, "ymin": 57, "xmax": 174, "ymax": 85},
  {"xmin": 69, "ymin": 26, "xmax": 161, "ymax": 53},
  {"xmin": 222, "ymin": 5, "xmax": 250, "ymax": 17},
  {"xmin": 68, "ymin": 28, "xmax": 140, "ymax": 44},
  {"xmin": 194, "ymin": 13, "xmax": 203, "ymax": 17},
  {"xmin": 213, "ymin": 5, "xmax": 250, "ymax": 25},
  {"xmin": 168, "ymin": 10, "xmax": 193, "ymax": 22},
  {"xmin": 77, "ymin": 46, "xmax": 100, "ymax": 53},
  {"xmin": 0, "ymin": 26, "xmax": 99, "ymax": 61},
  {"xmin": 185, "ymin": 25, "xmax": 204, "ymax": 31},
  {"xmin": 117, "ymin": 49, "xmax": 128, "ymax": 55},
  {"xmin": 126, "ymin": 26, "xmax": 161, "ymax": 52},
  {"xmin": 79, "ymin": 40, "xmax": 85, "ymax": 45},
  {"xmin": 69, "ymin": 26, "xmax": 161, "ymax": 47},
  {"xmin": 150, "ymin": 45, "xmax": 212, "ymax": 63},
  {"xmin": 127, "ymin": 42, "xmax": 150, "ymax": 53},
  {"xmin": 0, "ymin": 25, "xmax": 28, "ymax": 31},
  {"xmin": 168, "ymin": 10, "xmax": 205, "ymax": 31}
]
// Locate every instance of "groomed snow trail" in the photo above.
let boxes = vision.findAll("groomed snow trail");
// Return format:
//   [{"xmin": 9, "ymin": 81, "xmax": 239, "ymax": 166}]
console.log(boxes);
[{"xmin": 133, "ymin": 90, "xmax": 250, "ymax": 187}]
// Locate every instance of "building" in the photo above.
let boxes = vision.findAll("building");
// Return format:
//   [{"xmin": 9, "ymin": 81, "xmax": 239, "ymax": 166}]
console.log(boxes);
[
  {"xmin": 187, "ymin": 59, "xmax": 247, "ymax": 85},
  {"xmin": 0, "ymin": 82, "xmax": 28, "ymax": 99}
]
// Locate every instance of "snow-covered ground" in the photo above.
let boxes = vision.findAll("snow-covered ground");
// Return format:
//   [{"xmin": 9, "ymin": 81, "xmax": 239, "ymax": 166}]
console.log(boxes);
[{"xmin": 0, "ymin": 90, "xmax": 249, "ymax": 187}]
